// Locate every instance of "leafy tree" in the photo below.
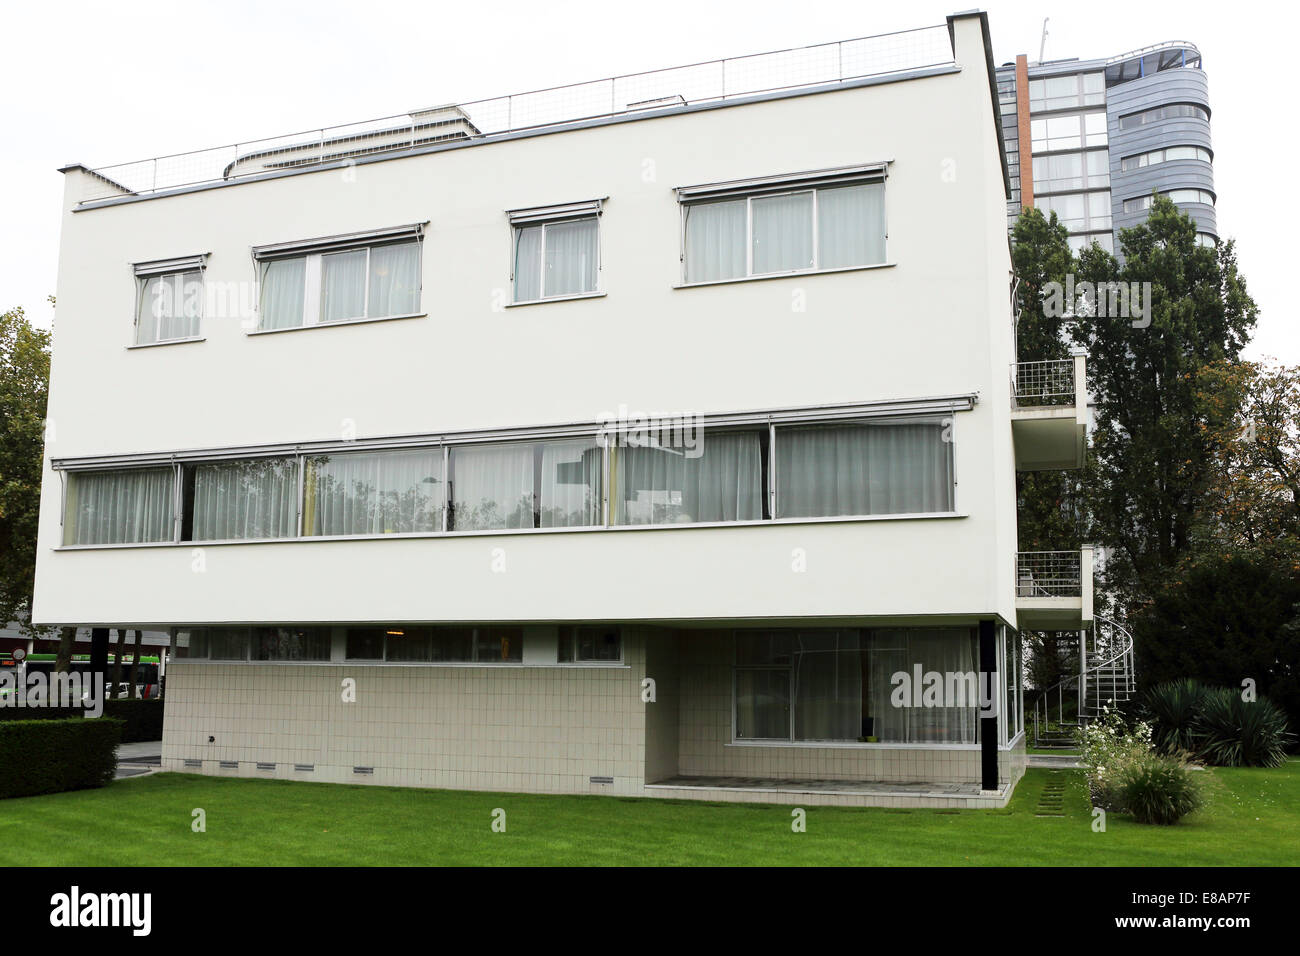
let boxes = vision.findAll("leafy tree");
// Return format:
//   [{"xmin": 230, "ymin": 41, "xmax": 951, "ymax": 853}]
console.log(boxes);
[
  {"xmin": 0, "ymin": 306, "xmax": 51, "ymax": 635},
  {"xmin": 1071, "ymin": 197, "xmax": 1257, "ymax": 606}
]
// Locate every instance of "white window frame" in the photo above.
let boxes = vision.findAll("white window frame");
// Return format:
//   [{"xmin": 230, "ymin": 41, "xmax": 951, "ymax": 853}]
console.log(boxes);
[
  {"xmin": 506, "ymin": 199, "xmax": 604, "ymax": 304},
  {"xmin": 131, "ymin": 254, "xmax": 208, "ymax": 346},
  {"xmin": 676, "ymin": 164, "xmax": 889, "ymax": 286},
  {"xmin": 251, "ymin": 224, "xmax": 425, "ymax": 332}
]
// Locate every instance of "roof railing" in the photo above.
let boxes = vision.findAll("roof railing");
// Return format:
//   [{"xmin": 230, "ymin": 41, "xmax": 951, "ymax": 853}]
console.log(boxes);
[{"xmin": 71, "ymin": 24, "xmax": 954, "ymax": 205}]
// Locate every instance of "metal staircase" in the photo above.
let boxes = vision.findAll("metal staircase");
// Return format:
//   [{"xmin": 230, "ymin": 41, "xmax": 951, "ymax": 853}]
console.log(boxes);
[{"xmin": 1031, "ymin": 616, "xmax": 1136, "ymax": 749}]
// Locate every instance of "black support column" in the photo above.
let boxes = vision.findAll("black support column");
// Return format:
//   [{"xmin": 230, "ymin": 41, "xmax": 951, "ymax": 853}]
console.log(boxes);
[
  {"xmin": 978, "ymin": 619, "xmax": 999, "ymax": 792},
  {"xmin": 89, "ymin": 627, "xmax": 110, "ymax": 698}
]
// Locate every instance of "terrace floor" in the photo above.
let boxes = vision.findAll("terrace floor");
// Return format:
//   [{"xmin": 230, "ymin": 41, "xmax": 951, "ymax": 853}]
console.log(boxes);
[{"xmin": 644, "ymin": 774, "xmax": 1010, "ymax": 809}]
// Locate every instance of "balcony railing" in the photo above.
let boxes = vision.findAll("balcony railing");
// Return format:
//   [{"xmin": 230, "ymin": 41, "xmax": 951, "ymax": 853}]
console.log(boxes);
[
  {"xmin": 72, "ymin": 24, "xmax": 954, "ymax": 205},
  {"xmin": 1016, "ymin": 551, "xmax": 1081, "ymax": 598},
  {"xmin": 1011, "ymin": 359, "xmax": 1076, "ymax": 408}
]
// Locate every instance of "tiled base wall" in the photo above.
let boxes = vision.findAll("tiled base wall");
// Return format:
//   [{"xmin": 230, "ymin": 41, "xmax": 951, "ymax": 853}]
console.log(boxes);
[
  {"xmin": 161, "ymin": 637, "xmax": 650, "ymax": 796},
  {"xmin": 161, "ymin": 627, "xmax": 1026, "ymax": 802}
]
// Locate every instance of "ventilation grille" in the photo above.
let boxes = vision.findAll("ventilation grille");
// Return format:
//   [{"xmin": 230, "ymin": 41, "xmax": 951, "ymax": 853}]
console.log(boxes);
[
  {"xmin": 353, "ymin": 766, "xmax": 374, "ymax": 775},
  {"xmin": 589, "ymin": 776, "xmax": 614, "ymax": 785},
  {"xmin": 255, "ymin": 762, "xmax": 275, "ymax": 771},
  {"xmin": 293, "ymin": 763, "xmax": 314, "ymax": 772},
  {"xmin": 183, "ymin": 758, "xmax": 202, "ymax": 768},
  {"xmin": 219, "ymin": 760, "xmax": 239, "ymax": 769}
]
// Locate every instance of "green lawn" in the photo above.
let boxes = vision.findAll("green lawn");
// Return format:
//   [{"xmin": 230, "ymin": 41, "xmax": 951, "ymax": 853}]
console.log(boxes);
[{"xmin": 1, "ymin": 763, "xmax": 1297, "ymax": 866}]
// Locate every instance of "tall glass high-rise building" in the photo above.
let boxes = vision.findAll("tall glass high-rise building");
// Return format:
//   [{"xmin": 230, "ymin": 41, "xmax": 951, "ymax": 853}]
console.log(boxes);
[{"xmin": 998, "ymin": 42, "xmax": 1216, "ymax": 253}]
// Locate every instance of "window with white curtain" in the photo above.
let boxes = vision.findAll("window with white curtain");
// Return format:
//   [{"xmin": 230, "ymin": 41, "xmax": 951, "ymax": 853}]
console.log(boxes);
[
  {"xmin": 776, "ymin": 417, "xmax": 954, "ymax": 518},
  {"xmin": 513, "ymin": 216, "xmax": 600, "ymax": 301},
  {"xmin": 450, "ymin": 438, "xmax": 603, "ymax": 531},
  {"xmin": 612, "ymin": 429, "xmax": 765, "ymax": 526},
  {"xmin": 134, "ymin": 269, "xmax": 203, "ymax": 345},
  {"xmin": 257, "ymin": 237, "xmax": 421, "ymax": 329},
  {"xmin": 64, "ymin": 468, "xmax": 175, "ymax": 545},
  {"xmin": 303, "ymin": 448, "xmax": 443, "ymax": 536},
  {"xmin": 682, "ymin": 179, "xmax": 885, "ymax": 282},
  {"xmin": 185, "ymin": 457, "xmax": 298, "ymax": 541},
  {"xmin": 735, "ymin": 628, "xmax": 980, "ymax": 744}
]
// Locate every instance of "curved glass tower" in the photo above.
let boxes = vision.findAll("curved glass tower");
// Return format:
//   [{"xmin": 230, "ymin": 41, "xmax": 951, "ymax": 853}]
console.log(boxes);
[{"xmin": 998, "ymin": 41, "xmax": 1217, "ymax": 253}]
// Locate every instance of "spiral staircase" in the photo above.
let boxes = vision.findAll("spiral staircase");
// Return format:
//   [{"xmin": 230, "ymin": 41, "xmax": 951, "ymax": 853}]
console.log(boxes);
[{"xmin": 1031, "ymin": 616, "xmax": 1136, "ymax": 749}]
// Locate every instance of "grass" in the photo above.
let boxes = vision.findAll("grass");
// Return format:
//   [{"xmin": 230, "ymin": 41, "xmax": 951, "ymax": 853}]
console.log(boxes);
[{"xmin": 1, "ymin": 763, "xmax": 1297, "ymax": 866}]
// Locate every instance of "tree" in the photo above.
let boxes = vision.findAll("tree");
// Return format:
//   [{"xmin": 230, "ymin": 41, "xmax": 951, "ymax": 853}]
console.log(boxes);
[
  {"xmin": 1071, "ymin": 197, "xmax": 1257, "ymax": 607},
  {"xmin": 0, "ymin": 306, "xmax": 51, "ymax": 635},
  {"xmin": 1195, "ymin": 359, "xmax": 1300, "ymax": 546}
]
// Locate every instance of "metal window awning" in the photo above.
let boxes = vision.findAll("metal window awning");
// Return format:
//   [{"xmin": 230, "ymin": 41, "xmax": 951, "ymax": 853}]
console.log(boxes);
[
  {"xmin": 251, "ymin": 223, "xmax": 426, "ymax": 260},
  {"xmin": 133, "ymin": 253, "xmax": 209, "ymax": 276},
  {"xmin": 506, "ymin": 199, "xmax": 604, "ymax": 225},
  {"xmin": 675, "ymin": 162, "xmax": 890, "ymax": 202}
]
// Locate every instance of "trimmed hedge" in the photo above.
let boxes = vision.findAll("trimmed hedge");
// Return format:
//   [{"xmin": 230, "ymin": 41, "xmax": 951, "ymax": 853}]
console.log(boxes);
[
  {"xmin": 0, "ymin": 700, "xmax": 164, "ymax": 742},
  {"xmin": 103, "ymin": 699, "xmax": 165, "ymax": 743},
  {"xmin": 0, "ymin": 718, "xmax": 123, "ymax": 798}
]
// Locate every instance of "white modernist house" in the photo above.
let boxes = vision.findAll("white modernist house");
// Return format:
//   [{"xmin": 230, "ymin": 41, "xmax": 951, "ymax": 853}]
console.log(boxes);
[{"xmin": 34, "ymin": 11, "xmax": 1090, "ymax": 807}]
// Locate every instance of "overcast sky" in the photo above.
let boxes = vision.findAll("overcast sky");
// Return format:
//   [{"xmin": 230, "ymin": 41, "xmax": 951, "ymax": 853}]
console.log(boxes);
[{"xmin": 0, "ymin": 0, "xmax": 1290, "ymax": 360}]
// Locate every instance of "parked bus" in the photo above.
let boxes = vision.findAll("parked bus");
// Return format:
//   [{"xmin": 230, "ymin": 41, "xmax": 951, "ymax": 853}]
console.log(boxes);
[{"xmin": 0, "ymin": 652, "xmax": 162, "ymax": 699}]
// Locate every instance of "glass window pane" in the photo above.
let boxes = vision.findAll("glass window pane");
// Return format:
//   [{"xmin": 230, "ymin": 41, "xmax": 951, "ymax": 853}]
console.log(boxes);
[
  {"xmin": 543, "ymin": 218, "xmax": 598, "ymax": 297},
  {"xmin": 207, "ymin": 627, "xmax": 250, "ymax": 661},
  {"xmin": 251, "ymin": 627, "xmax": 331, "ymax": 661},
  {"xmin": 259, "ymin": 257, "xmax": 306, "ymax": 330},
  {"xmin": 736, "ymin": 632, "xmax": 794, "ymax": 666},
  {"xmin": 305, "ymin": 448, "xmax": 444, "ymax": 536},
  {"xmin": 613, "ymin": 430, "xmax": 763, "ymax": 526},
  {"xmin": 65, "ymin": 468, "xmax": 175, "ymax": 545},
  {"xmin": 735, "ymin": 669, "xmax": 790, "ymax": 739},
  {"xmin": 539, "ymin": 439, "xmax": 602, "ymax": 528},
  {"xmin": 321, "ymin": 249, "xmax": 367, "ymax": 322},
  {"xmin": 383, "ymin": 626, "xmax": 434, "ymax": 662},
  {"xmin": 776, "ymin": 418, "xmax": 953, "ymax": 518},
  {"xmin": 429, "ymin": 628, "xmax": 474, "ymax": 662},
  {"xmin": 345, "ymin": 627, "xmax": 385, "ymax": 660},
  {"xmin": 793, "ymin": 630, "xmax": 866, "ymax": 740},
  {"xmin": 451, "ymin": 442, "xmax": 535, "ymax": 531},
  {"xmin": 867, "ymin": 629, "xmax": 978, "ymax": 744},
  {"xmin": 191, "ymin": 457, "xmax": 298, "ymax": 541},
  {"xmin": 367, "ymin": 242, "xmax": 420, "ymax": 317},
  {"xmin": 751, "ymin": 192, "xmax": 813, "ymax": 274},
  {"xmin": 684, "ymin": 200, "xmax": 745, "ymax": 282},
  {"xmin": 817, "ymin": 183, "xmax": 885, "ymax": 269},
  {"xmin": 474, "ymin": 627, "xmax": 522, "ymax": 662},
  {"xmin": 560, "ymin": 625, "xmax": 622, "ymax": 662},
  {"xmin": 514, "ymin": 225, "xmax": 543, "ymax": 301}
]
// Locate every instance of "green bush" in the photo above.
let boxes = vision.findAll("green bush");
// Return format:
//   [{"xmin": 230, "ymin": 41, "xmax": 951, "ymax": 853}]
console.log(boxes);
[
  {"xmin": 103, "ymin": 699, "xmax": 165, "ymax": 742},
  {"xmin": 1117, "ymin": 752, "xmax": 1205, "ymax": 825},
  {"xmin": 0, "ymin": 718, "xmax": 123, "ymax": 798},
  {"xmin": 1193, "ymin": 689, "xmax": 1293, "ymax": 768},
  {"xmin": 1143, "ymin": 679, "xmax": 1206, "ymax": 755},
  {"xmin": 0, "ymin": 700, "xmax": 163, "ymax": 742}
]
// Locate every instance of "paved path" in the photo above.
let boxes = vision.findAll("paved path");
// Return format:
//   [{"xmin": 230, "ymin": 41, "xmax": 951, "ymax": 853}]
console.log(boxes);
[
  {"xmin": 1027, "ymin": 753, "xmax": 1082, "ymax": 769},
  {"xmin": 115, "ymin": 740, "xmax": 162, "ymax": 780}
]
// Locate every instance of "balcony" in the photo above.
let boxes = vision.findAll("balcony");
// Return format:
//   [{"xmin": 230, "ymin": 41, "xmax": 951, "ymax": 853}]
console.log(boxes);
[
  {"xmin": 1011, "ymin": 354, "xmax": 1087, "ymax": 471},
  {"xmin": 1016, "ymin": 548, "xmax": 1094, "ymax": 630}
]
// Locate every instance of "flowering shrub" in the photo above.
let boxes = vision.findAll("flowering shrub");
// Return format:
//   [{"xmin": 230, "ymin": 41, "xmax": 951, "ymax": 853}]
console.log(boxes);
[{"xmin": 1076, "ymin": 705, "xmax": 1154, "ymax": 811}]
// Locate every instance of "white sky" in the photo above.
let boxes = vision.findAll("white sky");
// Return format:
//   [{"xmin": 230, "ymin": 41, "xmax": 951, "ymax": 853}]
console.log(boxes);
[{"xmin": 1, "ymin": 0, "xmax": 1291, "ymax": 361}]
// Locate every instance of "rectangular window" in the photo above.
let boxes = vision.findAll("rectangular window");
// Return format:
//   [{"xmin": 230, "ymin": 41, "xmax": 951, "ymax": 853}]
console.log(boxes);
[
  {"xmin": 254, "ymin": 227, "xmax": 422, "ymax": 330},
  {"xmin": 775, "ymin": 417, "xmax": 954, "ymax": 519},
  {"xmin": 184, "ymin": 457, "xmax": 298, "ymax": 541},
  {"xmin": 304, "ymin": 448, "xmax": 444, "ymax": 536},
  {"xmin": 450, "ymin": 438, "xmax": 603, "ymax": 531},
  {"xmin": 557, "ymin": 626, "xmax": 622, "ymax": 662},
  {"xmin": 513, "ymin": 217, "xmax": 599, "ymax": 301},
  {"xmin": 680, "ymin": 169, "xmax": 885, "ymax": 283},
  {"xmin": 612, "ymin": 429, "xmax": 765, "ymax": 526},
  {"xmin": 64, "ymin": 467, "xmax": 175, "ymax": 545},
  {"xmin": 735, "ymin": 628, "xmax": 979, "ymax": 744},
  {"xmin": 251, "ymin": 627, "xmax": 331, "ymax": 661},
  {"xmin": 135, "ymin": 270, "xmax": 203, "ymax": 345}
]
